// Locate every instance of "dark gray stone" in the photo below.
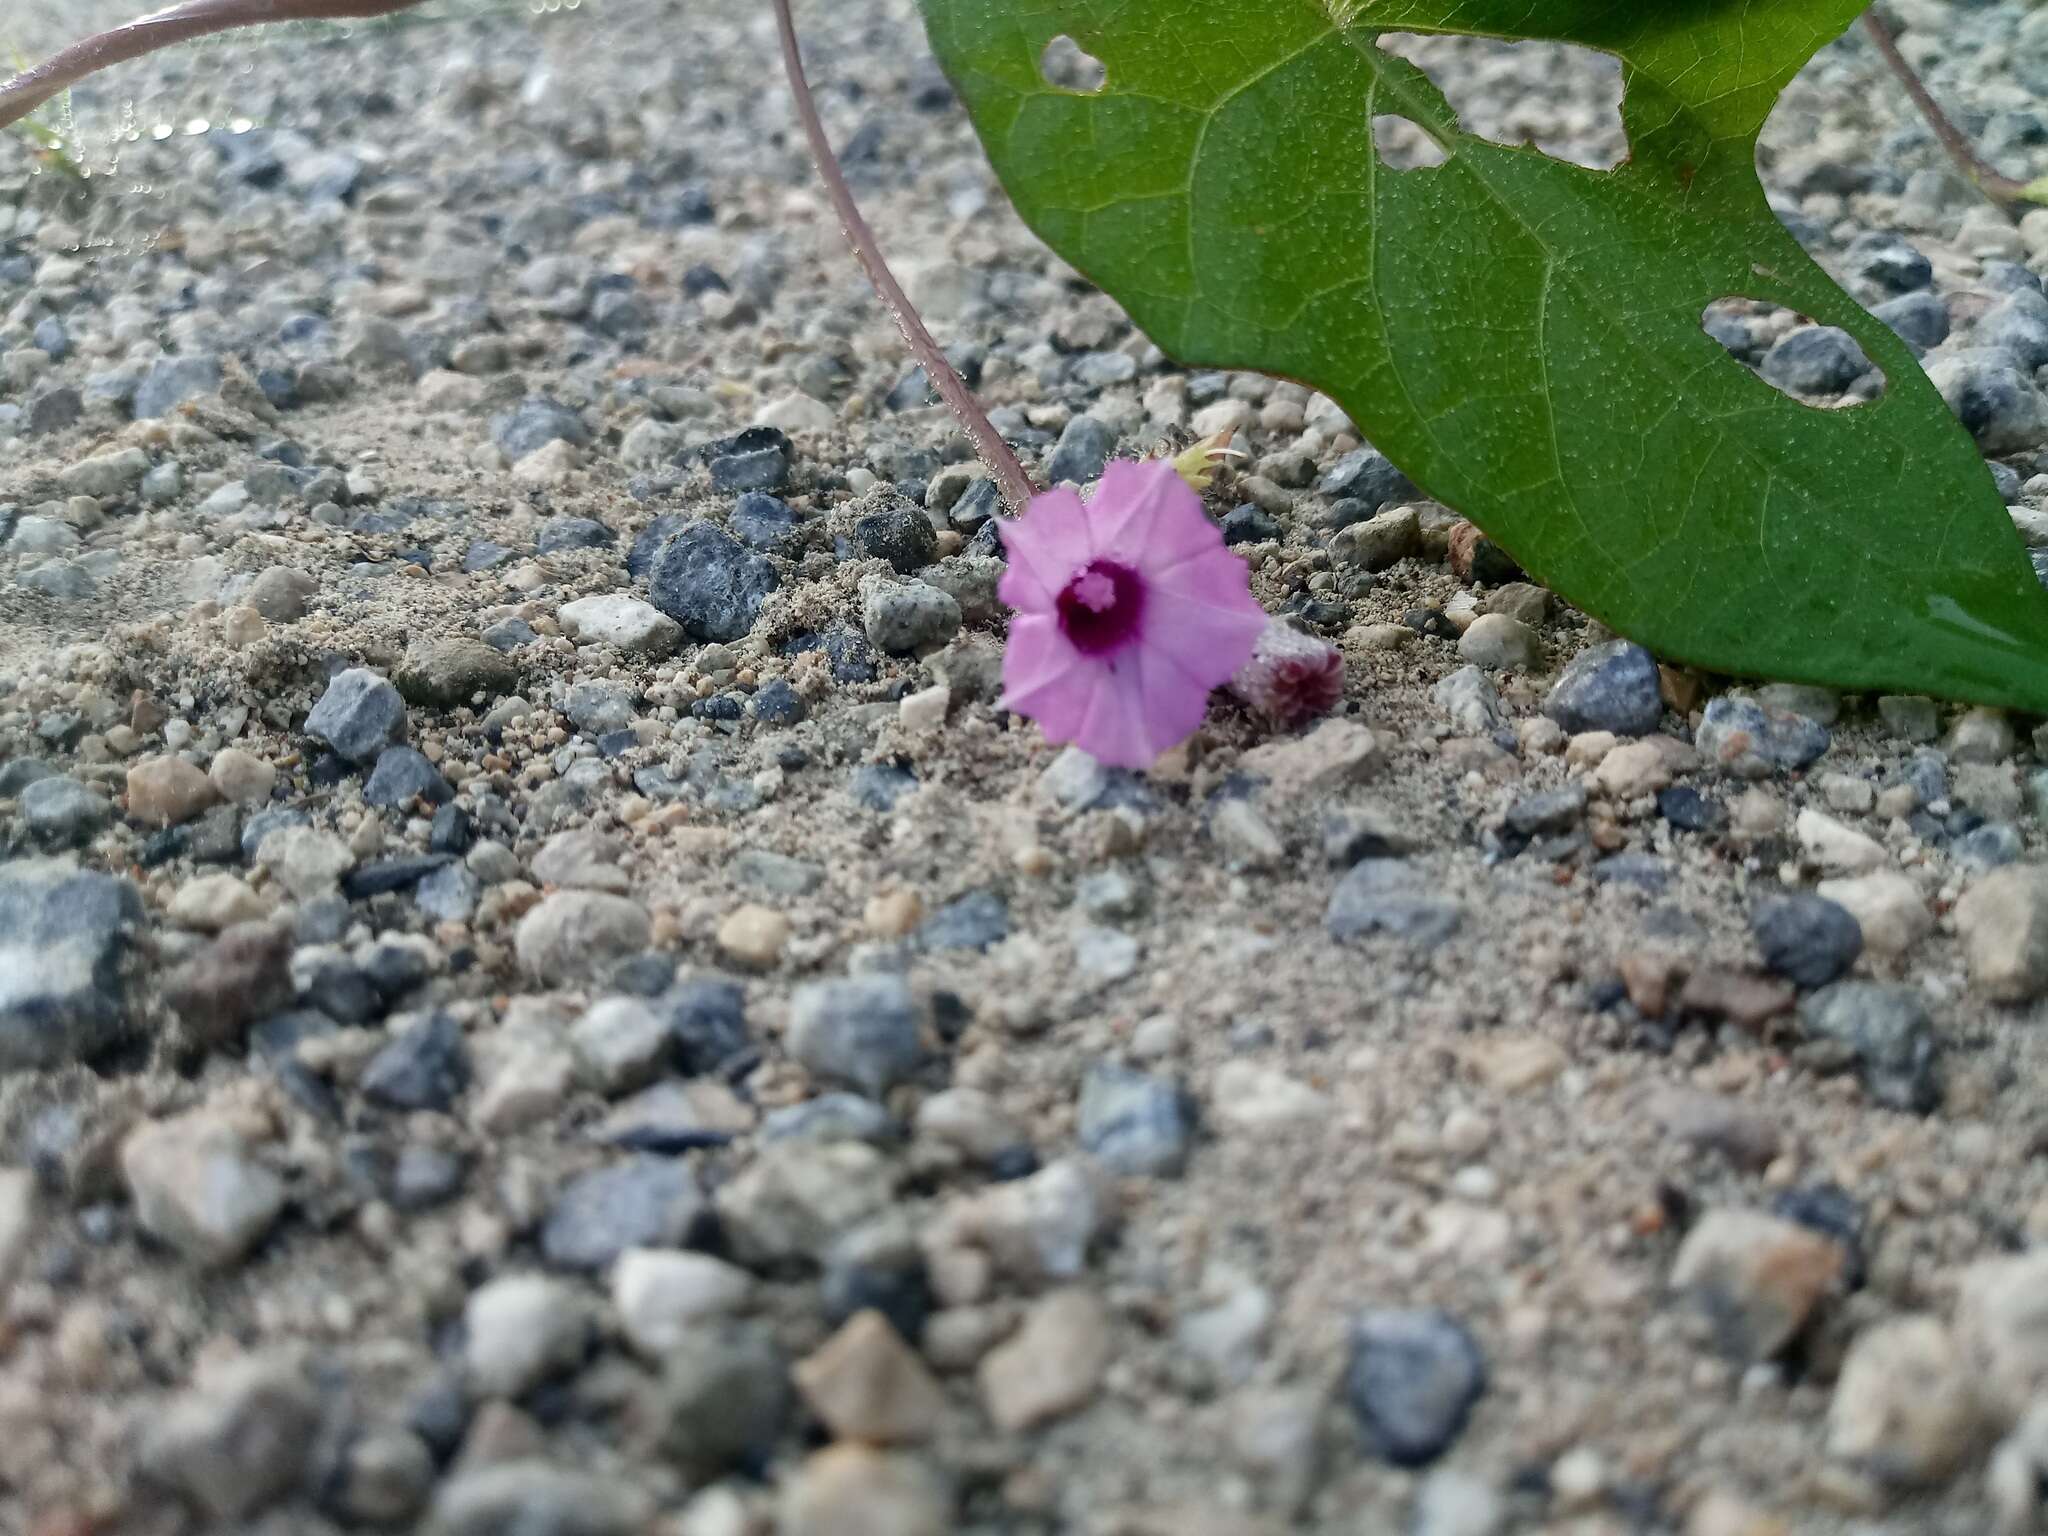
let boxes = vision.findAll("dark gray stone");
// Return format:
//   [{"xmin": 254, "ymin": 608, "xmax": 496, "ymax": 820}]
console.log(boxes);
[
  {"xmin": 1326, "ymin": 860, "xmax": 1463, "ymax": 945},
  {"xmin": 1345, "ymin": 1308, "xmax": 1487, "ymax": 1468},
  {"xmin": 491, "ymin": 397, "xmax": 589, "ymax": 460},
  {"xmin": 534, "ymin": 516, "xmax": 615, "ymax": 554},
  {"xmin": 360, "ymin": 1012, "xmax": 470, "ymax": 1112},
  {"xmin": 1543, "ymin": 640, "xmax": 1663, "ymax": 736},
  {"xmin": 918, "ymin": 889, "xmax": 1009, "ymax": 952},
  {"xmin": 729, "ymin": 493, "xmax": 801, "ymax": 553},
  {"xmin": 364, "ymin": 747, "xmax": 454, "ymax": 809},
  {"xmin": 305, "ymin": 669, "xmax": 408, "ymax": 765},
  {"xmin": 1045, "ymin": 415, "xmax": 1116, "ymax": 485},
  {"xmin": 651, "ymin": 1326, "xmax": 790, "ymax": 1479},
  {"xmin": 1078, "ymin": 1065, "xmax": 1192, "ymax": 1177},
  {"xmin": 541, "ymin": 1156, "xmax": 707, "ymax": 1270},
  {"xmin": 647, "ymin": 522, "xmax": 780, "ymax": 642},
  {"xmin": 20, "ymin": 776, "xmax": 112, "ymax": 847},
  {"xmin": 0, "ymin": 865, "xmax": 144, "ymax": 1071},
  {"xmin": 1318, "ymin": 447, "xmax": 1417, "ymax": 510},
  {"xmin": 657, "ymin": 979, "xmax": 750, "ymax": 1075},
  {"xmin": 1752, "ymin": 893, "xmax": 1862, "ymax": 988},
  {"xmin": 1799, "ymin": 981, "xmax": 1940, "ymax": 1114},
  {"xmin": 788, "ymin": 976, "xmax": 926, "ymax": 1098},
  {"xmin": 851, "ymin": 502, "xmax": 939, "ymax": 573},
  {"xmin": 1872, "ymin": 291, "xmax": 1949, "ymax": 353},
  {"xmin": 1697, "ymin": 697, "xmax": 1831, "ymax": 774},
  {"xmin": 133, "ymin": 355, "xmax": 224, "ymax": 420},
  {"xmin": 1759, "ymin": 326, "xmax": 1872, "ymax": 396}
]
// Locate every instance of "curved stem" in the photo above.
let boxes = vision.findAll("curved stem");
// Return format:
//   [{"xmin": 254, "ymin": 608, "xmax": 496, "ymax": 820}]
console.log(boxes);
[
  {"xmin": 0, "ymin": 0, "xmax": 425, "ymax": 133},
  {"xmin": 770, "ymin": 0, "xmax": 1037, "ymax": 515},
  {"xmin": 1860, "ymin": 7, "xmax": 2029, "ymax": 208}
]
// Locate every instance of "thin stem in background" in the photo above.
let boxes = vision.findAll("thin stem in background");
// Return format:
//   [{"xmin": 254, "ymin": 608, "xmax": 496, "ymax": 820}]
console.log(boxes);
[
  {"xmin": 770, "ymin": 0, "xmax": 1038, "ymax": 515},
  {"xmin": 1860, "ymin": 6, "xmax": 2030, "ymax": 209},
  {"xmin": 0, "ymin": 0, "xmax": 426, "ymax": 133}
]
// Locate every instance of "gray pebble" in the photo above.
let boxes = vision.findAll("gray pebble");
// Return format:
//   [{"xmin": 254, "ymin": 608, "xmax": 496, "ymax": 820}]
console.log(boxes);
[
  {"xmin": 788, "ymin": 975, "xmax": 927, "ymax": 1097},
  {"xmin": 1345, "ymin": 1308, "xmax": 1488, "ymax": 1468},
  {"xmin": 1543, "ymin": 639, "xmax": 1662, "ymax": 736},
  {"xmin": 1078, "ymin": 1064, "xmax": 1192, "ymax": 1177},
  {"xmin": 305, "ymin": 668, "xmax": 409, "ymax": 765}
]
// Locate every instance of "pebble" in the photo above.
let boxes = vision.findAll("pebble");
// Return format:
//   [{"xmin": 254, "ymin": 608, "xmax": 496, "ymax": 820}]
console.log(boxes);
[
  {"xmin": 127, "ymin": 755, "xmax": 222, "ymax": 827},
  {"xmin": 1990, "ymin": 1404, "xmax": 2048, "ymax": 1536},
  {"xmin": 1698, "ymin": 697, "xmax": 1830, "ymax": 776},
  {"xmin": 1954, "ymin": 865, "xmax": 2048, "ymax": 1002},
  {"xmin": 1794, "ymin": 809, "xmax": 1887, "ymax": 874},
  {"xmin": 1750, "ymin": 892, "xmax": 1862, "ymax": 987},
  {"xmin": 1827, "ymin": 1315, "xmax": 1981, "ymax": 1492},
  {"xmin": 1815, "ymin": 871, "xmax": 1932, "ymax": 958},
  {"xmin": 1326, "ymin": 859, "xmax": 1463, "ymax": 945},
  {"xmin": 1669, "ymin": 1209, "xmax": 1844, "ymax": 1360},
  {"xmin": 365, "ymin": 745, "xmax": 455, "ymax": 808},
  {"xmin": 779, "ymin": 1446, "xmax": 952, "ymax": 1536},
  {"xmin": 650, "ymin": 1325, "xmax": 791, "ymax": 1477},
  {"xmin": 1456, "ymin": 613, "xmax": 1540, "ymax": 670},
  {"xmin": 1211, "ymin": 1060, "xmax": 1331, "ymax": 1132},
  {"xmin": 1947, "ymin": 706, "xmax": 2016, "ymax": 763},
  {"xmin": 860, "ymin": 574, "xmax": 963, "ymax": 653},
  {"xmin": 978, "ymin": 1288, "xmax": 1111, "ymax": 1431},
  {"xmin": 1077, "ymin": 1064, "xmax": 1193, "ymax": 1177},
  {"xmin": 122, "ymin": 1112, "xmax": 287, "ymax": 1267},
  {"xmin": 491, "ymin": 396, "xmax": 589, "ymax": 459},
  {"xmin": 1878, "ymin": 694, "xmax": 1940, "ymax": 742},
  {"xmin": 305, "ymin": 668, "xmax": 409, "ymax": 765},
  {"xmin": 1345, "ymin": 1309, "xmax": 1488, "ymax": 1467},
  {"xmin": 717, "ymin": 903, "xmax": 791, "ymax": 970},
  {"xmin": 612, "ymin": 1248, "xmax": 755, "ymax": 1358},
  {"xmin": 354, "ymin": 1009, "xmax": 467, "ymax": 1110},
  {"xmin": 464, "ymin": 1273, "xmax": 589, "ymax": 1397},
  {"xmin": 718, "ymin": 1141, "xmax": 896, "ymax": 1267},
  {"xmin": 208, "ymin": 747, "xmax": 276, "ymax": 805},
  {"xmin": 795, "ymin": 1309, "xmax": 947, "ymax": 1443},
  {"xmin": 257, "ymin": 826, "xmax": 354, "ymax": 899},
  {"xmin": 1926, "ymin": 348, "xmax": 2048, "ymax": 452},
  {"xmin": 395, "ymin": 639, "xmax": 522, "ymax": 709},
  {"xmin": 1759, "ymin": 325, "xmax": 1872, "ymax": 395},
  {"xmin": 333, "ymin": 1430, "xmax": 436, "ymax": 1525},
  {"xmin": 20, "ymin": 775, "xmax": 112, "ymax": 846},
  {"xmin": 140, "ymin": 1353, "xmax": 319, "ymax": 1521},
  {"xmin": 163, "ymin": 920, "xmax": 291, "ymax": 1044},
  {"xmin": 57, "ymin": 446, "xmax": 150, "ymax": 498},
  {"xmin": 425, "ymin": 1462, "xmax": 648, "ymax": 1536},
  {"xmin": 0, "ymin": 864, "xmax": 143, "ymax": 1071},
  {"xmin": 515, "ymin": 892, "xmax": 653, "ymax": 984},
  {"xmin": 1543, "ymin": 639, "xmax": 1662, "ymax": 736},
  {"xmin": 1431, "ymin": 666, "xmax": 1506, "ymax": 735},
  {"xmin": 1046, "ymin": 415, "xmax": 1116, "ymax": 484},
  {"xmin": 648, "ymin": 522, "xmax": 780, "ymax": 641},
  {"xmin": 951, "ymin": 1158, "xmax": 1110, "ymax": 1284},
  {"xmin": 853, "ymin": 501, "xmax": 940, "ymax": 572},
  {"xmin": 789, "ymin": 976, "xmax": 927, "ymax": 1097},
  {"xmin": 541, "ymin": 1156, "xmax": 707, "ymax": 1270},
  {"xmin": 1957, "ymin": 1249, "xmax": 2048, "ymax": 1428},
  {"xmin": 134, "ymin": 354, "xmax": 223, "ymax": 419},
  {"xmin": 1410, "ymin": 1470, "xmax": 1507, "ymax": 1536},
  {"xmin": 1798, "ymin": 981, "xmax": 1940, "ymax": 1113},
  {"xmin": 558, "ymin": 594, "xmax": 683, "ymax": 655},
  {"xmin": 569, "ymin": 997, "xmax": 671, "ymax": 1094}
]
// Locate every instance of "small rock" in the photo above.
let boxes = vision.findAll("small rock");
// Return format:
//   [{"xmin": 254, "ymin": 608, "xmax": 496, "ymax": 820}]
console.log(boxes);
[
  {"xmin": 558, "ymin": 594, "xmax": 683, "ymax": 655},
  {"xmin": 425, "ymin": 1462, "xmax": 647, "ymax": 1536},
  {"xmin": 648, "ymin": 522, "xmax": 779, "ymax": 642},
  {"xmin": 1751, "ymin": 893, "xmax": 1862, "ymax": 988},
  {"xmin": 861, "ymin": 575, "xmax": 962, "ymax": 654},
  {"xmin": 122, "ymin": 1112, "xmax": 287, "ymax": 1267},
  {"xmin": 978, "ymin": 1288, "xmax": 1111, "ymax": 1431},
  {"xmin": 1212, "ymin": 1060, "xmax": 1331, "ymax": 1132},
  {"xmin": 1457, "ymin": 614, "xmax": 1540, "ymax": 671},
  {"xmin": 717, "ymin": 1141, "xmax": 896, "ymax": 1268},
  {"xmin": 1345, "ymin": 1309, "xmax": 1488, "ymax": 1467},
  {"xmin": 305, "ymin": 669, "xmax": 409, "ymax": 765},
  {"xmin": 789, "ymin": 976, "xmax": 926, "ymax": 1097},
  {"xmin": 1798, "ymin": 981, "xmax": 1940, "ymax": 1113},
  {"xmin": 650, "ymin": 1325, "xmax": 791, "ymax": 1477},
  {"xmin": 1046, "ymin": 416, "xmax": 1116, "ymax": 484},
  {"xmin": 395, "ymin": 640, "xmax": 522, "ymax": 709},
  {"xmin": 162, "ymin": 921, "xmax": 292, "ymax": 1044},
  {"xmin": 515, "ymin": 892, "xmax": 653, "ymax": 985},
  {"xmin": 1078, "ymin": 1064, "xmax": 1193, "ymax": 1177},
  {"xmin": 952, "ymin": 1158, "xmax": 1110, "ymax": 1284},
  {"xmin": 127, "ymin": 755, "xmax": 221, "ymax": 828},
  {"xmin": 1814, "ymin": 871, "xmax": 1931, "ymax": 959},
  {"xmin": 542, "ymin": 1157, "xmax": 707, "ymax": 1271},
  {"xmin": 1760, "ymin": 326, "xmax": 1872, "ymax": 396},
  {"xmin": 365, "ymin": 746, "xmax": 454, "ymax": 809},
  {"xmin": 1954, "ymin": 865, "xmax": 2048, "ymax": 1002},
  {"xmin": 140, "ymin": 1353, "xmax": 318, "ymax": 1521},
  {"xmin": 716, "ymin": 903, "xmax": 790, "ymax": 970},
  {"xmin": 612, "ymin": 1248, "xmax": 754, "ymax": 1358},
  {"xmin": 779, "ymin": 1446, "xmax": 952, "ymax": 1536},
  {"xmin": 207, "ymin": 747, "xmax": 276, "ymax": 805},
  {"xmin": 1795, "ymin": 809, "xmax": 1887, "ymax": 874},
  {"xmin": 20, "ymin": 775, "xmax": 112, "ymax": 847},
  {"xmin": 464, "ymin": 1274, "xmax": 589, "ymax": 1398},
  {"xmin": 1669, "ymin": 1209, "xmax": 1844, "ymax": 1360},
  {"xmin": 1326, "ymin": 860, "xmax": 1462, "ymax": 945},
  {"xmin": 1698, "ymin": 697, "xmax": 1830, "ymax": 776},
  {"xmin": 1827, "ymin": 1315, "xmax": 1981, "ymax": 1491},
  {"xmin": 1543, "ymin": 640, "xmax": 1662, "ymax": 736},
  {"xmin": 1958, "ymin": 1250, "xmax": 2048, "ymax": 1428},
  {"xmin": 795, "ymin": 1309, "xmax": 947, "ymax": 1443},
  {"xmin": 361, "ymin": 1012, "xmax": 470, "ymax": 1111}
]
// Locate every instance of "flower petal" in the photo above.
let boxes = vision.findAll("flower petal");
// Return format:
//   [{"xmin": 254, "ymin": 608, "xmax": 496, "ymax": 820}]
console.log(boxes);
[
  {"xmin": 1000, "ymin": 612, "xmax": 1089, "ymax": 726},
  {"xmin": 1090, "ymin": 460, "xmax": 1228, "ymax": 573},
  {"xmin": 997, "ymin": 487, "xmax": 1091, "ymax": 612}
]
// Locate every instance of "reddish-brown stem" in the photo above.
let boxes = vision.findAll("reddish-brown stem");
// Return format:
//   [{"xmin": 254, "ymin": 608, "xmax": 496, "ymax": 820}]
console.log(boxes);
[
  {"xmin": 1860, "ymin": 7, "xmax": 2029, "ymax": 208},
  {"xmin": 0, "ymin": 0, "xmax": 425, "ymax": 133},
  {"xmin": 770, "ymin": 0, "xmax": 1037, "ymax": 515}
]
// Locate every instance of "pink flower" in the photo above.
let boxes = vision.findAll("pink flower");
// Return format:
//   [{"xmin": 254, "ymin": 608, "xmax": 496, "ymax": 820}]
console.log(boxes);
[{"xmin": 998, "ymin": 458, "xmax": 1269, "ymax": 769}]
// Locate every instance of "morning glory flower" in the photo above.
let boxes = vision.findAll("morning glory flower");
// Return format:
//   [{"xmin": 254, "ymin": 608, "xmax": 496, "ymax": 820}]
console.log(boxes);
[{"xmin": 998, "ymin": 458, "xmax": 1269, "ymax": 768}]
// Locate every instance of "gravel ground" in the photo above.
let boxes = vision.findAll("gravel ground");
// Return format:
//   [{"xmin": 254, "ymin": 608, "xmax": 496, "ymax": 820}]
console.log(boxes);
[{"xmin": 7, "ymin": 3, "xmax": 2048, "ymax": 1533}]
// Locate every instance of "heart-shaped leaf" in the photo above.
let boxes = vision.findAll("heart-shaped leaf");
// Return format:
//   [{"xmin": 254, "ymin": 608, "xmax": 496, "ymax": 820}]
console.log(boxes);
[{"xmin": 919, "ymin": 0, "xmax": 2048, "ymax": 711}]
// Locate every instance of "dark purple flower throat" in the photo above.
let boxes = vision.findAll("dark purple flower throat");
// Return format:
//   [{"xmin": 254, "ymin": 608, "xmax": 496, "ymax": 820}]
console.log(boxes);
[{"xmin": 1056, "ymin": 560, "xmax": 1146, "ymax": 656}]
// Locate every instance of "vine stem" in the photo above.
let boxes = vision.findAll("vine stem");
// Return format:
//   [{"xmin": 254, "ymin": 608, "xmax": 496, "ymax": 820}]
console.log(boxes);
[
  {"xmin": 770, "ymin": 0, "xmax": 1037, "ymax": 515},
  {"xmin": 0, "ymin": 0, "xmax": 425, "ymax": 133},
  {"xmin": 1859, "ymin": 7, "xmax": 2029, "ymax": 208}
]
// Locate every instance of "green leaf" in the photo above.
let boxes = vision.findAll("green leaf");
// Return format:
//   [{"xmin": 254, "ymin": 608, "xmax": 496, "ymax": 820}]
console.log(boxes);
[{"xmin": 918, "ymin": 0, "xmax": 2048, "ymax": 711}]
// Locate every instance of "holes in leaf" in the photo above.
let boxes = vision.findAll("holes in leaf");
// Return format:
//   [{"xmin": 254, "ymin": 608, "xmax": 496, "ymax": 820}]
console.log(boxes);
[
  {"xmin": 1702, "ymin": 298, "xmax": 1886, "ymax": 409},
  {"xmin": 1371, "ymin": 113, "xmax": 1449, "ymax": 170},
  {"xmin": 1373, "ymin": 33, "xmax": 1628, "ymax": 171},
  {"xmin": 1039, "ymin": 35, "xmax": 1107, "ymax": 95}
]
